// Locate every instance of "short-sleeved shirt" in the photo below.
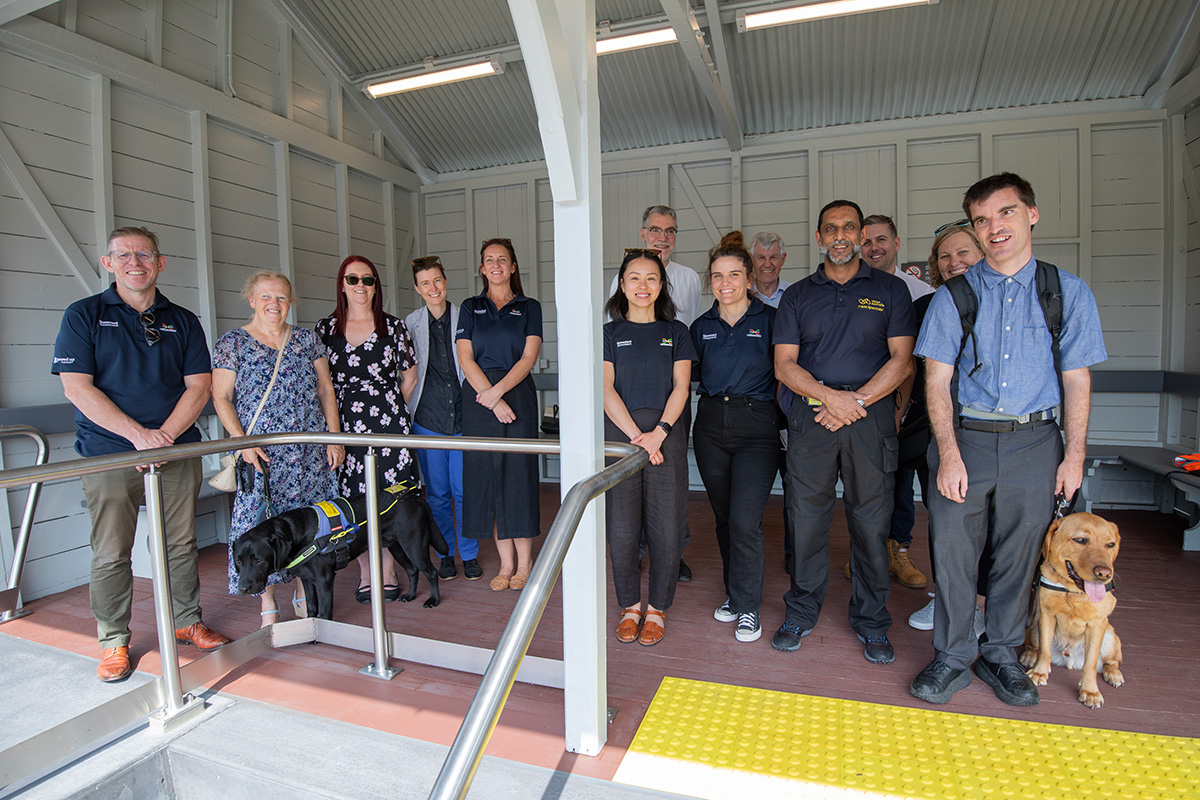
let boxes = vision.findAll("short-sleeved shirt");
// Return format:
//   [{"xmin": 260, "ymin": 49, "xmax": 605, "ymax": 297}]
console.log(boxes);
[
  {"xmin": 455, "ymin": 293, "xmax": 543, "ymax": 372},
  {"xmin": 916, "ymin": 257, "xmax": 1107, "ymax": 417},
  {"xmin": 759, "ymin": 278, "xmax": 793, "ymax": 309},
  {"xmin": 690, "ymin": 299, "xmax": 776, "ymax": 400},
  {"xmin": 52, "ymin": 285, "xmax": 211, "ymax": 457},
  {"xmin": 603, "ymin": 319, "xmax": 697, "ymax": 413},
  {"xmin": 774, "ymin": 262, "xmax": 916, "ymax": 388}
]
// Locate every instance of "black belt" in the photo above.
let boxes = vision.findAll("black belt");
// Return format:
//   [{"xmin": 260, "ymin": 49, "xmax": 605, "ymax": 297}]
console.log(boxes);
[
  {"xmin": 700, "ymin": 394, "xmax": 766, "ymax": 404},
  {"xmin": 959, "ymin": 409, "xmax": 1057, "ymax": 433}
]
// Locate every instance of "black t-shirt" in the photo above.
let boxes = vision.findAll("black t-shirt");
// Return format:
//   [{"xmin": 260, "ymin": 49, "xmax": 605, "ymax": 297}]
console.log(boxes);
[{"xmin": 603, "ymin": 319, "xmax": 696, "ymax": 413}]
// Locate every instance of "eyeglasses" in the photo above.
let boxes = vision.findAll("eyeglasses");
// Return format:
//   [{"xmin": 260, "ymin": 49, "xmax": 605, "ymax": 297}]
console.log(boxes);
[
  {"xmin": 411, "ymin": 256, "xmax": 443, "ymax": 269},
  {"xmin": 643, "ymin": 226, "xmax": 677, "ymax": 238},
  {"xmin": 934, "ymin": 219, "xmax": 971, "ymax": 236},
  {"xmin": 108, "ymin": 251, "xmax": 160, "ymax": 265},
  {"xmin": 343, "ymin": 275, "xmax": 376, "ymax": 286},
  {"xmin": 138, "ymin": 312, "xmax": 160, "ymax": 346},
  {"xmin": 624, "ymin": 247, "xmax": 663, "ymax": 259}
]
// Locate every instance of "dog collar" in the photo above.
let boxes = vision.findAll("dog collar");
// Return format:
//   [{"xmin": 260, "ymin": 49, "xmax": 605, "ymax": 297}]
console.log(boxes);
[{"xmin": 1038, "ymin": 576, "xmax": 1115, "ymax": 595}]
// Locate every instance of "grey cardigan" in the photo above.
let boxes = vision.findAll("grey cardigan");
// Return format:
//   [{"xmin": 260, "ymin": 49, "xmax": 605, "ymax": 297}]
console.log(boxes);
[{"xmin": 403, "ymin": 302, "xmax": 464, "ymax": 417}]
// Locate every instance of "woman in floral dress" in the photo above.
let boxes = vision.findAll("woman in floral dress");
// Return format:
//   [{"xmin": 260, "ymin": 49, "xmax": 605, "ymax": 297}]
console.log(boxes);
[
  {"xmin": 316, "ymin": 255, "xmax": 419, "ymax": 602},
  {"xmin": 212, "ymin": 271, "xmax": 343, "ymax": 625}
]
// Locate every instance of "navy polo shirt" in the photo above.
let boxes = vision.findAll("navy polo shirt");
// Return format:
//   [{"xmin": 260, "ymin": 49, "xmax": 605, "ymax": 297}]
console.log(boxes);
[
  {"xmin": 456, "ymin": 293, "xmax": 543, "ymax": 372},
  {"xmin": 774, "ymin": 262, "xmax": 916, "ymax": 388},
  {"xmin": 690, "ymin": 298, "xmax": 776, "ymax": 400},
  {"xmin": 604, "ymin": 319, "xmax": 696, "ymax": 413},
  {"xmin": 52, "ymin": 285, "xmax": 211, "ymax": 457}
]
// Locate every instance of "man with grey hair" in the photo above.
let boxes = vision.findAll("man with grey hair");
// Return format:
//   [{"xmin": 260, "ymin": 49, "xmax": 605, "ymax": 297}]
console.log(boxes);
[
  {"xmin": 610, "ymin": 205, "xmax": 703, "ymax": 326},
  {"xmin": 750, "ymin": 231, "xmax": 792, "ymax": 307}
]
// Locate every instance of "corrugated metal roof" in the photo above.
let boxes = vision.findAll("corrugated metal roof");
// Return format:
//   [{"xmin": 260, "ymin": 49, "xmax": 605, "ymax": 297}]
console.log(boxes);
[{"xmin": 279, "ymin": 0, "xmax": 1200, "ymax": 176}]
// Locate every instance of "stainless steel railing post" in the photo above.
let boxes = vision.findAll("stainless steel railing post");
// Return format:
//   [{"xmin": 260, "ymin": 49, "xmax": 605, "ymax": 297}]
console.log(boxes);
[
  {"xmin": 359, "ymin": 449, "xmax": 398, "ymax": 680},
  {"xmin": 144, "ymin": 465, "xmax": 185, "ymax": 715},
  {"xmin": 0, "ymin": 425, "xmax": 49, "ymax": 622}
]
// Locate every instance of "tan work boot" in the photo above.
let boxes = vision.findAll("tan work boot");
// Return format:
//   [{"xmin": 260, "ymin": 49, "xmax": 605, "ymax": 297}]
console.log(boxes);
[{"xmin": 888, "ymin": 539, "xmax": 927, "ymax": 588}]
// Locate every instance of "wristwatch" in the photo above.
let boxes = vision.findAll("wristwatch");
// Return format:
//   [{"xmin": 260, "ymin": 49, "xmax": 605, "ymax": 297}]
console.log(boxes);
[{"xmin": 657, "ymin": 420, "xmax": 673, "ymax": 435}]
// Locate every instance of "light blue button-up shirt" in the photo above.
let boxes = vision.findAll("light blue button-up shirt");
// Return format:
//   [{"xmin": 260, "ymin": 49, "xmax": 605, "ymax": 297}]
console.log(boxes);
[{"xmin": 915, "ymin": 257, "xmax": 1107, "ymax": 417}]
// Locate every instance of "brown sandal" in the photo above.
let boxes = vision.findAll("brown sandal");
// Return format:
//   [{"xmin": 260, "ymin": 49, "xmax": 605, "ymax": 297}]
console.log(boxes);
[
  {"xmin": 639, "ymin": 609, "xmax": 665, "ymax": 646},
  {"xmin": 615, "ymin": 606, "xmax": 642, "ymax": 643}
]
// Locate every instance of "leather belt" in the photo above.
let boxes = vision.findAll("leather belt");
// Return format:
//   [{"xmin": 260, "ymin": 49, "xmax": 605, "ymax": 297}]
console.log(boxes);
[{"xmin": 959, "ymin": 409, "xmax": 1057, "ymax": 433}]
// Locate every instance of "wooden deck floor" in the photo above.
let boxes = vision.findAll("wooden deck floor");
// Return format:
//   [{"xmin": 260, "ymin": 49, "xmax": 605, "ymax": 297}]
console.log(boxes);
[{"xmin": 5, "ymin": 489, "xmax": 1199, "ymax": 783}]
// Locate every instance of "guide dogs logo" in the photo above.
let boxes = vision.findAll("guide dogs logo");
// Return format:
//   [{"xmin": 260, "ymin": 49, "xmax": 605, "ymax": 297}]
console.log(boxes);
[{"xmin": 857, "ymin": 298, "xmax": 885, "ymax": 312}]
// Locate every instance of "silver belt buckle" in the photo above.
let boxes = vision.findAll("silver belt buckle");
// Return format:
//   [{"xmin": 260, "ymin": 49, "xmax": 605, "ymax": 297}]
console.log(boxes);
[{"xmin": 1015, "ymin": 412, "xmax": 1033, "ymax": 424}]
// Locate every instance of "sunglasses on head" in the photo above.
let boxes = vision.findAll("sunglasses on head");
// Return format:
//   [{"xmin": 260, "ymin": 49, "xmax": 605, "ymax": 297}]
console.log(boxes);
[
  {"xmin": 411, "ymin": 255, "xmax": 443, "ymax": 269},
  {"xmin": 343, "ymin": 275, "xmax": 376, "ymax": 286},
  {"xmin": 934, "ymin": 219, "xmax": 971, "ymax": 236},
  {"xmin": 624, "ymin": 247, "xmax": 662, "ymax": 259}
]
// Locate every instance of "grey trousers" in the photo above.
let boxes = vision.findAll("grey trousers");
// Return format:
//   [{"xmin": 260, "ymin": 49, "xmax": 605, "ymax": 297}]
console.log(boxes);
[
  {"xmin": 81, "ymin": 458, "xmax": 203, "ymax": 648},
  {"xmin": 927, "ymin": 422, "xmax": 1062, "ymax": 669}
]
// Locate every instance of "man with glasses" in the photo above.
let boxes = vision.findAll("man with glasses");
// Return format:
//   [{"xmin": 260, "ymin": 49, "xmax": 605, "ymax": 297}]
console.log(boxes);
[
  {"xmin": 609, "ymin": 205, "xmax": 703, "ymax": 580},
  {"xmin": 910, "ymin": 174, "xmax": 1106, "ymax": 706},
  {"xmin": 771, "ymin": 200, "xmax": 915, "ymax": 664},
  {"xmin": 53, "ymin": 226, "xmax": 230, "ymax": 682}
]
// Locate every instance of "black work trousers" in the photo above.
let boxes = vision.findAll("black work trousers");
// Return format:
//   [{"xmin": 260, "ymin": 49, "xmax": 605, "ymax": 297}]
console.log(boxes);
[{"xmin": 693, "ymin": 395, "xmax": 778, "ymax": 613}]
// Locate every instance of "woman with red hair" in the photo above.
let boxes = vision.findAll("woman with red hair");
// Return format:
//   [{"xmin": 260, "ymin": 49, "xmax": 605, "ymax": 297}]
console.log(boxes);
[{"xmin": 317, "ymin": 255, "xmax": 419, "ymax": 603}]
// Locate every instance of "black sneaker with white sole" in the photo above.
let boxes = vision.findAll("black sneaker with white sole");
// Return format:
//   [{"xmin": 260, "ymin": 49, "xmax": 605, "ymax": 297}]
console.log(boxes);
[
  {"xmin": 735, "ymin": 611, "xmax": 762, "ymax": 642},
  {"xmin": 714, "ymin": 599, "xmax": 736, "ymax": 623}
]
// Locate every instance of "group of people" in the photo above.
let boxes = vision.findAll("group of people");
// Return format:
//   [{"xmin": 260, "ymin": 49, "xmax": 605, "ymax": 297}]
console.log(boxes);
[{"xmin": 55, "ymin": 171, "xmax": 1105, "ymax": 712}]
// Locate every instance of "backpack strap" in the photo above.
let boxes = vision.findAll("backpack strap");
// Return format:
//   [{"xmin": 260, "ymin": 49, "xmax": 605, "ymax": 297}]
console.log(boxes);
[
  {"xmin": 1035, "ymin": 260, "xmax": 1064, "ymax": 402},
  {"xmin": 945, "ymin": 274, "xmax": 981, "ymax": 376}
]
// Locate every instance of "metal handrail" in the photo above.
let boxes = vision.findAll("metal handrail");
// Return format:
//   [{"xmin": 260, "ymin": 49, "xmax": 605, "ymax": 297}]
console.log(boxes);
[
  {"xmin": 0, "ymin": 430, "xmax": 644, "ymax": 793},
  {"xmin": 0, "ymin": 425, "xmax": 50, "ymax": 621},
  {"xmin": 429, "ymin": 443, "xmax": 646, "ymax": 800}
]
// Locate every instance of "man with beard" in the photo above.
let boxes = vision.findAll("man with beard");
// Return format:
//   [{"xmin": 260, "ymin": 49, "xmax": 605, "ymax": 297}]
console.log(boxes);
[{"xmin": 770, "ymin": 200, "xmax": 916, "ymax": 663}]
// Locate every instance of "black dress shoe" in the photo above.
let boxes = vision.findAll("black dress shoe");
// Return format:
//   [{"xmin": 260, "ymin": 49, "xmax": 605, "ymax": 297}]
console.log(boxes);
[
  {"xmin": 973, "ymin": 658, "xmax": 1039, "ymax": 706},
  {"xmin": 910, "ymin": 659, "xmax": 971, "ymax": 704},
  {"xmin": 439, "ymin": 556, "xmax": 458, "ymax": 581},
  {"xmin": 678, "ymin": 559, "xmax": 692, "ymax": 582}
]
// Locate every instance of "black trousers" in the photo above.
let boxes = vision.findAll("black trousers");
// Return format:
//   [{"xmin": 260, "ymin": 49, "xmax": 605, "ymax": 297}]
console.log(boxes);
[
  {"xmin": 692, "ymin": 395, "xmax": 778, "ymax": 613},
  {"xmin": 928, "ymin": 421, "xmax": 1061, "ymax": 669},
  {"xmin": 605, "ymin": 407, "xmax": 688, "ymax": 611},
  {"xmin": 783, "ymin": 399, "xmax": 897, "ymax": 636}
]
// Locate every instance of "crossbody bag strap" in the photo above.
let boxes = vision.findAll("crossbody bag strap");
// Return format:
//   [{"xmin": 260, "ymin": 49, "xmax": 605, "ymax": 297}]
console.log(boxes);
[{"xmin": 244, "ymin": 324, "xmax": 292, "ymax": 436}]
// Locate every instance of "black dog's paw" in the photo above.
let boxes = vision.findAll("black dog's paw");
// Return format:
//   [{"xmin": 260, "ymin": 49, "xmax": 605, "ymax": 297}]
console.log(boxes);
[
  {"xmin": 398, "ymin": 594, "xmax": 413, "ymax": 603},
  {"xmin": 423, "ymin": 596, "xmax": 439, "ymax": 608}
]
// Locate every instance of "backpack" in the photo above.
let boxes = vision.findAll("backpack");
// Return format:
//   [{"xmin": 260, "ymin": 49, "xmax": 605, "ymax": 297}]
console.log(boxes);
[{"xmin": 944, "ymin": 260, "xmax": 1063, "ymax": 399}]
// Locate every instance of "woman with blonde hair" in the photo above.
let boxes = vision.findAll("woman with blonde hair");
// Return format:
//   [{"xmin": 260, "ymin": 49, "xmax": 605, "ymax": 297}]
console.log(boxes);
[{"xmin": 213, "ymin": 271, "xmax": 344, "ymax": 625}]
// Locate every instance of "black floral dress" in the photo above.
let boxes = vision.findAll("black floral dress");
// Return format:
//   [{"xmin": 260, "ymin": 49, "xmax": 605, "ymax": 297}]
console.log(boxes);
[{"xmin": 316, "ymin": 314, "xmax": 418, "ymax": 497}]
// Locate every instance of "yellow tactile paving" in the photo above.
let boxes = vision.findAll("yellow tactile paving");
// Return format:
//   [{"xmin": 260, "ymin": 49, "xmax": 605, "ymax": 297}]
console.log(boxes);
[{"xmin": 611, "ymin": 677, "xmax": 1200, "ymax": 800}]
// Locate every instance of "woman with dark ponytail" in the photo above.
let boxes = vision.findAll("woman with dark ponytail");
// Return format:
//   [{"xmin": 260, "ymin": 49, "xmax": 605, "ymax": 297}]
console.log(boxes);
[{"xmin": 690, "ymin": 231, "xmax": 778, "ymax": 643}]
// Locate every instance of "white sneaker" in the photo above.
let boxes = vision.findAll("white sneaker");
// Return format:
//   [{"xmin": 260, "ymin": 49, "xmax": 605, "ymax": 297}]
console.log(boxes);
[
  {"xmin": 735, "ymin": 611, "xmax": 762, "ymax": 642},
  {"xmin": 973, "ymin": 605, "xmax": 986, "ymax": 639},
  {"xmin": 714, "ymin": 599, "xmax": 736, "ymax": 623},
  {"xmin": 908, "ymin": 593, "xmax": 935, "ymax": 630}
]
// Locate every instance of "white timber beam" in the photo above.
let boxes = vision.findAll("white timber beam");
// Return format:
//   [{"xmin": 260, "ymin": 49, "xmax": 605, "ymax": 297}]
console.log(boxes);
[
  {"xmin": 0, "ymin": 0, "xmax": 55, "ymax": 26},
  {"xmin": 191, "ymin": 112, "xmax": 217, "ymax": 344},
  {"xmin": 0, "ymin": 124, "xmax": 101, "ymax": 294},
  {"xmin": 275, "ymin": 141, "xmax": 295, "ymax": 289},
  {"xmin": 382, "ymin": 180, "xmax": 398, "ymax": 316},
  {"xmin": 0, "ymin": 16, "xmax": 422, "ymax": 192},
  {"xmin": 90, "ymin": 74, "xmax": 113, "ymax": 258},
  {"xmin": 507, "ymin": 0, "xmax": 583, "ymax": 202},
  {"xmin": 660, "ymin": 0, "xmax": 742, "ymax": 151},
  {"xmin": 1164, "ymin": 61, "xmax": 1200, "ymax": 117},
  {"xmin": 671, "ymin": 163, "xmax": 721, "ymax": 244},
  {"xmin": 1144, "ymin": 0, "xmax": 1200, "ymax": 108},
  {"xmin": 335, "ymin": 162, "xmax": 349, "ymax": 256},
  {"xmin": 506, "ymin": 0, "xmax": 607, "ymax": 756}
]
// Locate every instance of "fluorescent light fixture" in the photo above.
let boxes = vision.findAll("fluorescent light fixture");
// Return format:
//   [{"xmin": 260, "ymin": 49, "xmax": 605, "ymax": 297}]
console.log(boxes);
[
  {"xmin": 365, "ymin": 57, "xmax": 503, "ymax": 97},
  {"xmin": 737, "ymin": 0, "xmax": 936, "ymax": 32},
  {"xmin": 596, "ymin": 27, "xmax": 677, "ymax": 55}
]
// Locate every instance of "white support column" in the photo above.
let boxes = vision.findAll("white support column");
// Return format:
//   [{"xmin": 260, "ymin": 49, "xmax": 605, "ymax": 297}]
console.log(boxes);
[
  {"xmin": 507, "ymin": 0, "xmax": 605, "ymax": 757},
  {"xmin": 274, "ymin": 141, "xmax": 295, "ymax": 288},
  {"xmin": 190, "ymin": 112, "xmax": 217, "ymax": 343},
  {"xmin": 91, "ymin": 74, "xmax": 113, "ymax": 261}
]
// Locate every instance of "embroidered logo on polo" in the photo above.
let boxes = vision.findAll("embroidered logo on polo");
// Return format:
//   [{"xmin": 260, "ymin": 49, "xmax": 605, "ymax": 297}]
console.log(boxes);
[
  {"xmin": 747, "ymin": 329, "xmax": 762, "ymax": 338},
  {"xmin": 99, "ymin": 320, "xmax": 119, "ymax": 327},
  {"xmin": 701, "ymin": 333, "xmax": 717, "ymax": 340},
  {"xmin": 509, "ymin": 309, "xmax": 522, "ymax": 316},
  {"xmin": 53, "ymin": 356, "xmax": 75, "ymax": 364},
  {"xmin": 659, "ymin": 338, "xmax": 673, "ymax": 346},
  {"xmin": 617, "ymin": 339, "xmax": 632, "ymax": 347},
  {"xmin": 160, "ymin": 324, "xmax": 177, "ymax": 333},
  {"xmin": 857, "ymin": 298, "xmax": 885, "ymax": 312},
  {"xmin": 473, "ymin": 308, "xmax": 485, "ymax": 314}
]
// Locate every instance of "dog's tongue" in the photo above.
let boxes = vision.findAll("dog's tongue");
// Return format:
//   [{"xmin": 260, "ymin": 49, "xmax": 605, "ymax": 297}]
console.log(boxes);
[{"xmin": 1084, "ymin": 581, "xmax": 1107, "ymax": 603}]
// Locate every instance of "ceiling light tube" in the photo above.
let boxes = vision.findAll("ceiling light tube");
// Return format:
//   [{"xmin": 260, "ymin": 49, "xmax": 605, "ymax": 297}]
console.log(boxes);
[
  {"xmin": 365, "ymin": 57, "xmax": 503, "ymax": 97},
  {"xmin": 737, "ymin": 0, "xmax": 936, "ymax": 32},
  {"xmin": 596, "ymin": 27, "xmax": 677, "ymax": 55}
]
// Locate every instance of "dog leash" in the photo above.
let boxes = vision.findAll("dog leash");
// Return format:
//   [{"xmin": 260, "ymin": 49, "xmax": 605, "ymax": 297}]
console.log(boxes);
[{"xmin": 1173, "ymin": 453, "xmax": 1200, "ymax": 472}]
